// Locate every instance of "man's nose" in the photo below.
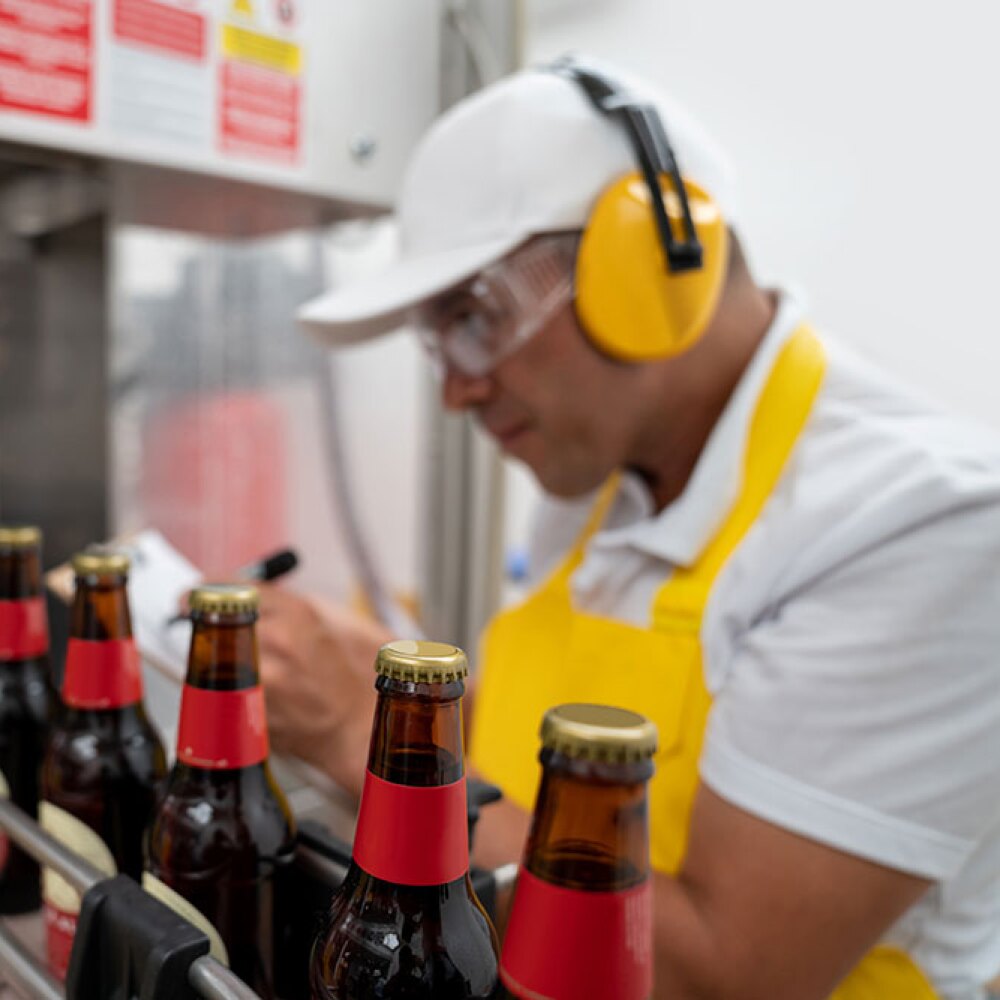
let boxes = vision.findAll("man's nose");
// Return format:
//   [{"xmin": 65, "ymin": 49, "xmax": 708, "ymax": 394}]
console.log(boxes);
[{"xmin": 441, "ymin": 365, "xmax": 493, "ymax": 412}]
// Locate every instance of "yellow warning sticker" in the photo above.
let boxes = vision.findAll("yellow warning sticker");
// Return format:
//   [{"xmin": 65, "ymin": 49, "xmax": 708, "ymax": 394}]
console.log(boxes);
[
  {"xmin": 221, "ymin": 23, "xmax": 301, "ymax": 74},
  {"xmin": 231, "ymin": 0, "xmax": 254, "ymax": 17}
]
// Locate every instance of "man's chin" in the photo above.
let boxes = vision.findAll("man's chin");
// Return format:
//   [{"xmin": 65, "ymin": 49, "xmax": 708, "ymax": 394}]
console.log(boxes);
[{"xmin": 530, "ymin": 463, "xmax": 612, "ymax": 500}]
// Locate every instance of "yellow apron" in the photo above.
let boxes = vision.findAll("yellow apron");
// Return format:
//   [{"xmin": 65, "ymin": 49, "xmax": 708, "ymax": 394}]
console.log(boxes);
[{"xmin": 471, "ymin": 326, "xmax": 939, "ymax": 999}]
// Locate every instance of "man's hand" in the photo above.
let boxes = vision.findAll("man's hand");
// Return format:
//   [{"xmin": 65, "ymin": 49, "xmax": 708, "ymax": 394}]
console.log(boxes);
[{"xmin": 255, "ymin": 585, "xmax": 392, "ymax": 797}]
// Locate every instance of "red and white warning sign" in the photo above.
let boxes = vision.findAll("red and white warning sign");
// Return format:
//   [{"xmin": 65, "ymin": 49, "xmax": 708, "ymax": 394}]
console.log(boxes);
[
  {"xmin": 0, "ymin": 0, "xmax": 93, "ymax": 123},
  {"xmin": 112, "ymin": 0, "xmax": 207, "ymax": 62},
  {"xmin": 219, "ymin": 22, "xmax": 301, "ymax": 163}
]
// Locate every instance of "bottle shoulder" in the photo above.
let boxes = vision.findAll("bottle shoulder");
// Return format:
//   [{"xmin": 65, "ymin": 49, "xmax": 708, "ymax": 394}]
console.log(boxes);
[
  {"xmin": 0, "ymin": 664, "xmax": 52, "ymax": 734},
  {"xmin": 49, "ymin": 701, "xmax": 162, "ymax": 739},
  {"xmin": 43, "ymin": 706, "xmax": 166, "ymax": 792},
  {"xmin": 314, "ymin": 865, "xmax": 499, "ymax": 996},
  {"xmin": 148, "ymin": 764, "xmax": 296, "ymax": 870}
]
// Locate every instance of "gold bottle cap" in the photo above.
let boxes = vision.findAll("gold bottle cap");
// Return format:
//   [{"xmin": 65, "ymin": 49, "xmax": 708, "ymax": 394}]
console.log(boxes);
[
  {"xmin": 72, "ymin": 547, "xmax": 130, "ymax": 576},
  {"xmin": 375, "ymin": 639, "xmax": 469, "ymax": 684},
  {"xmin": 0, "ymin": 526, "xmax": 41, "ymax": 549},
  {"xmin": 189, "ymin": 584, "xmax": 260, "ymax": 616},
  {"xmin": 541, "ymin": 704, "xmax": 658, "ymax": 764}
]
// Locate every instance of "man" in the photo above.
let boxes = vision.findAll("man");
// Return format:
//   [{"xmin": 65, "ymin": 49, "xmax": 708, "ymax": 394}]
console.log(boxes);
[{"xmin": 270, "ymin": 62, "xmax": 1000, "ymax": 999}]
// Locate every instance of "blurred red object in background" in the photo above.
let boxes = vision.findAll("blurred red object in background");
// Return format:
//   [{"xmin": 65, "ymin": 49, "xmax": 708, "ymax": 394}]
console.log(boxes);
[{"xmin": 141, "ymin": 391, "xmax": 288, "ymax": 573}]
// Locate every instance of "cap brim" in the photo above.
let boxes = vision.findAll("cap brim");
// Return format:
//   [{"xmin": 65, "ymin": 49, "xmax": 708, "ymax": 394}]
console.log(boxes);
[{"xmin": 297, "ymin": 234, "xmax": 526, "ymax": 346}]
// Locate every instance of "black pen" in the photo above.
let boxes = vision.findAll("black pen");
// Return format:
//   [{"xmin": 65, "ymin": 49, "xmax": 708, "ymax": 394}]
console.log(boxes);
[{"xmin": 166, "ymin": 548, "xmax": 299, "ymax": 626}]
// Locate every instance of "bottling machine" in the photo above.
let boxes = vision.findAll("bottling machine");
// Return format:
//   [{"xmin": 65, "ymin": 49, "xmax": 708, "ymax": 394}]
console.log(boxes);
[{"xmin": 0, "ymin": 2, "xmax": 521, "ymax": 996}]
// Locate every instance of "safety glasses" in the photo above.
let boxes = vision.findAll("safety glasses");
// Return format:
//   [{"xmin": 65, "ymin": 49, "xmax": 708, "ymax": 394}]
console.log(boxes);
[{"xmin": 411, "ymin": 233, "xmax": 578, "ymax": 377}]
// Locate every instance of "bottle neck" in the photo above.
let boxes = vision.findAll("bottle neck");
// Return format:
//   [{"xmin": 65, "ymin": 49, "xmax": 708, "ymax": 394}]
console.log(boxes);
[
  {"xmin": 522, "ymin": 750, "xmax": 652, "ymax": 892},
  {"xmin": 366, "ymin": 675, "xmax": 465, "ymax": 786},
  {"xmin": 0, "ymin": 547, "xmax": 48, "ymax": 662},
  {"xmin": 352, "ymin": 675, "xmax": 470, "ymax": 887},
  {"xmin": 185, "ymin": 612, "xmax": 259, "ymax": 689},
  {"xmin": 64, "ymin": 572, "xmax": 141, "ymax": 710},
  {"xmin": 176, "ymin": 611, "xmax": 268, "ymax": 772},
  {"xmin": 71, "ymin": 573, "xmax": 132, "ymax": 640},
  {"xmin": 0, "ymin": 547, "xmax": 42, "ymax": 600},
  {"xmin": 502, "ymin": 752, "xmax": 655, "ymax": 1000}
]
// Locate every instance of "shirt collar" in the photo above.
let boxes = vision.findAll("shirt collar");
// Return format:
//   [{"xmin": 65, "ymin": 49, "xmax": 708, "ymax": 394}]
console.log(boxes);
[{"xmin": 589, "ymin": 289, "xmax": 808, "ymax": 567}]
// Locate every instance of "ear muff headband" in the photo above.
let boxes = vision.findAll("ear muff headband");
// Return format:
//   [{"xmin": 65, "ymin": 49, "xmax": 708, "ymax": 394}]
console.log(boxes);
[{"xmin": 551, "ymin": 58, "xmax": 729, "ymax": 362}]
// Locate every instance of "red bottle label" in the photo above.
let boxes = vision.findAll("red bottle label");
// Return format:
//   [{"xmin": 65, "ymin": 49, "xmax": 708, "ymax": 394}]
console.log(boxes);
[
  {"xmin": 501, "ymin": 868, "xmax": 653, "ymax": 1000},
  {"xmin": 176, "ymin": 685, "xmax": 269, "ymax": 769},
  {"xmin": 44, "ymin": 901, "xmax": 77, "ymax": 981},
  {"xmin": 0, "ymin": 597, "xmax": 49, "ymax": 659},
  {"xmin": 62, "ymin": 638, "xmax": 144, "ymax": 709},
  {"xmin": 353, "ymin": 770, "xmax": 469, "ymax": 886}
]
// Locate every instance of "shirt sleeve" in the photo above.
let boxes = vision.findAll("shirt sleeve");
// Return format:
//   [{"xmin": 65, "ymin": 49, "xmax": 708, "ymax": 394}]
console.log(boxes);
[{"xmin": 700, "ymin": 496, "xmax": 1000, "ymax": 881}]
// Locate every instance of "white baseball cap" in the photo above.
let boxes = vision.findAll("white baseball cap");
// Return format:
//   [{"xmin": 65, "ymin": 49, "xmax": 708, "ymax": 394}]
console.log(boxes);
[{"xmin": 298, "ymin": 59, "xmax": 738, "ymax": 345}]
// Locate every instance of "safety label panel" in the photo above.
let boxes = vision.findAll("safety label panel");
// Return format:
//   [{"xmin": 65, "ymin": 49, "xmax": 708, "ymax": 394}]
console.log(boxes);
[
  {"xmin": 0, "ymin": 0, "xmax": 93, "ymax": 123},
  {"xmin": 108, "ymin": 0, "xmax": 212, "ymax": 150},
  {"xmin": 112, "ymin": 0, "xmax": 207, "ymax": 61},
  {"xmin": 218, "ymin": 2, "xmax": 304, "ymax": 164}
]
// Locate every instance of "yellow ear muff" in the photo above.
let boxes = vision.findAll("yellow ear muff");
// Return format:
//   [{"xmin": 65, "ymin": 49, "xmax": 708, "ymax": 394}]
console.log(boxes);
[{"xmin": 575, "ymin": 173, "xmax": 729, "ymax": 363}]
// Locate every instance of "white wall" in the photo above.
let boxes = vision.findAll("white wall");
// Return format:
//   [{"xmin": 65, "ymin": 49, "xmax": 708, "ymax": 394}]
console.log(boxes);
[{"xmin": 524, "ymin": 0, "xmax": 1000, "ymax": 421}]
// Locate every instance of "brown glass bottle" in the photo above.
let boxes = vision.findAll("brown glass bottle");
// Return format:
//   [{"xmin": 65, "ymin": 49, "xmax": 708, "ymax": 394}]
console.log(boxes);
[
  {"xmin": 0, "ymin": 526, "xmax": 56, "ymax": 914},
  {"xmin": 311, "ymin": 640, "xmax": 500, "ymax": 999},
  {"xmin": 500, "ymin": 704, "xmax": 658, "ymax": 1000},
  {"xmin": 40, "ymin": 548, "xmax": 167, "ymax": 980},
  {"xmin": 146, "ymin": 584, "xmax": 296, "ymax": 999}
]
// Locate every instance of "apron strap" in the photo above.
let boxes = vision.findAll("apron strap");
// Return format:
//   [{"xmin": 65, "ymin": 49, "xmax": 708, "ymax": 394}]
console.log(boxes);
[
  {"xmin": 559, "ymin": 472, "xmax": 622, "ymax": 575},
  {"xmin": 652, "ymin": 325, "xmax": 826, "ymax": 632}
]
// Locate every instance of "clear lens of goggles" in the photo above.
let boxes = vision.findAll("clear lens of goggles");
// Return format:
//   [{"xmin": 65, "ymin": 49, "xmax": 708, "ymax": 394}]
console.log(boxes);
[{"xmin": 412, "ymin": 233, "xmax": 577, "ymax": 377}]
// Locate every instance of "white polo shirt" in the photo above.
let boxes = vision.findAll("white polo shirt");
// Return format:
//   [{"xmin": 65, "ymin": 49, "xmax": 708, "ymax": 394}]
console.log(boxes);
[{"xmin": 526, "ymin": 293, "xmax": 1000, "ymax": 1000}]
